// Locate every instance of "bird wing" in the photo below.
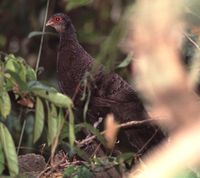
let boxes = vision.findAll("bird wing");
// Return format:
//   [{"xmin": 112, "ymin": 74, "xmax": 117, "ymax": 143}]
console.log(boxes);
[
  {"xmin": 94, "ymin": 71, "xmax": 141, "ymax": 103},
  {"xmin": 90, "ymin": 70, "xmax": 148, "ymax": 121}
]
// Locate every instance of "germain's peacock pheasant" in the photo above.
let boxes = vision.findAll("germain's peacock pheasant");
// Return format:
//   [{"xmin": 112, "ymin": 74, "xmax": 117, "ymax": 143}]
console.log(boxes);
[{"xmin": 46, "ymin": 13, "xmax": 164, "ymax": 153}]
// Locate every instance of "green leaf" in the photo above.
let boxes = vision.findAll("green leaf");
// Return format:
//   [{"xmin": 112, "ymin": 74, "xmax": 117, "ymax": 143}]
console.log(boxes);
[
  {"xmin": 74, "ymin": 145, "xmax": 89, "ymax": 161},
  {"xmin": 4, "ymin": 57, "xmax": 18, "ymax": 73},
  {"xmin": 18, "ymin": 62, "xmax": 26, "ymax": 82},
  {"xmin": 60, "ymin": 121, "xmax": 82, "ymax": 141},
  {"xmin": 4, "ymin": 54, "xmax": 15, "ymax": 61},
  {"xmin": 63, "ymin": 166, "xmax": 76, "ymax": 178},
  {"xmin": 68, "ymin": 108, "xmax": 75, "ymax": 148},
  {"xmin": 66, "ymin": 0, "xmax": 93, "ymax": 11},
  {"xmin": 63, "ymin": 165, "xmax": 93, "ymax": 178},
  {"xmin": 33, "ymin": 97, "xmax": 45, "ymax": 143},
  {"xmin": 28, "ymin": 80, "xmax": 57, "ymax": 92},
  {"xmin": 0, "ymin": 90, "xmax": 11, "ymax": 119},
  {"xmin": 117, "ymin": 152, "xmax": 134, "ymax": 166},
  {"xmin": 117, "ymin": 152, "xmax": 134, "ymax": 161},
  {"xmin": 26, "ymin": 66, "xmax": 37, "ymax": 81},
  {"xmin": 0, "ymin": 143, "xmax": 5, "ymax": 174},
  {"xmin": 0, "ymin": 123, "xmax": 19, "ymax": 176},
  {"xmin": 28, "ymin": 31, "xmax": 57, "ymax": 38},
  {"xmin": 28, "ymin": 81, "xmax": 73, "ymax": 108},
  {"xmin": 57, "ymin": 108, "xmax": 65, "ymax": 135},
  {"xmin": 4, "ymin": 73, "xmax": 14, "ymax": 91},
  {"xmin": 0, "ymin": 72, "xmax": 4, "ymax": 90},
  {"xmin": 4, "ymin": 54, "xmax": 36, "ymax": 83},
  {"xmin": 32, "ymin": 89, "xmax": 73, "ymax": 108},
  {"xmin": 76, "ymin": 166, "xmax": 93, "ymax": 178},
  {"xmin": 49, "ymin": 108, "xmax": 65, "ymax": 157},
  {"xmin": 5, "ymin": 57, "xmax": 27, "ymax": 82},
  {"xmin": 6, "ymin": 71, "xmax": 28, "ymax": 91},
  {"xmin": 47, "ymin": 103, "xmax": 58, "ymax": 146}
]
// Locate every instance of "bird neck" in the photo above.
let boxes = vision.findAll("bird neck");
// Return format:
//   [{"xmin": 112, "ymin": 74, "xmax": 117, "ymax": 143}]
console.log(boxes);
[
  {"xmin": 57, "ymin": 23, "xmax": 81, "ymax": 72},
  {"xmin": 60, "ymin": 23, "xmax": 78, "ymax": 43}
]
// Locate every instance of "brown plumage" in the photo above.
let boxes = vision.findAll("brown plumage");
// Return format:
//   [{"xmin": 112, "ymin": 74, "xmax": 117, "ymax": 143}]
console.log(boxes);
[{"xmin": 46, "ymin": 13, "xmax": 164, "ymax": 153}]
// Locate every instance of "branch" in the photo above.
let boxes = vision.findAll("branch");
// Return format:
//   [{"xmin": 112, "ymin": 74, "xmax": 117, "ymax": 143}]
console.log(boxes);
[{"xmin": 76, "ymin": 118, "xmax": 159, "ymax": 147}]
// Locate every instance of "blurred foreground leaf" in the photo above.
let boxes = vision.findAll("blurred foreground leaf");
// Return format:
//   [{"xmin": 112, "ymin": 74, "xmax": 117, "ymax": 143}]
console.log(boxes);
[
  {"xmin": 66, "ymin": 0, "xmax": 93, "ymax": 11},
  {"xmin": 174, "ymin": 168, "xmax": 199, "ymax": 178}
]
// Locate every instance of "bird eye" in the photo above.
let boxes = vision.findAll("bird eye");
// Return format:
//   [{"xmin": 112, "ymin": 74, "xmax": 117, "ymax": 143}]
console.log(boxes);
[{"xmin": 56, "ymin": 17, "xmax": 60, "ymax": 22}]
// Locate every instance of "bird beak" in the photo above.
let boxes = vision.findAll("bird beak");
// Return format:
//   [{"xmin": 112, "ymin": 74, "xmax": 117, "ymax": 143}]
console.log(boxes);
[{"xmin": 46, "ymin": 19, "xmax": 54, "ymax": 27}]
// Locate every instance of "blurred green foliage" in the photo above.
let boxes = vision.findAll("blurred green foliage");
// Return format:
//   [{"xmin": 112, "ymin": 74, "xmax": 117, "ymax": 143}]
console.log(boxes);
[{"xmin": 66, "ymin": 0, "xmax": 93, "ymax": 11}]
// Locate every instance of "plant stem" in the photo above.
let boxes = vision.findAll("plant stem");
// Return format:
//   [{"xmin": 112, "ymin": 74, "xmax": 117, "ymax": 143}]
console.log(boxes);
[
  {"xmin": 35, "ymin": 0, "xmax": 50, "ymax": 73},
  {"xmin": 17, "ymin": 111, "xmax": 26, "ymax": 155}
]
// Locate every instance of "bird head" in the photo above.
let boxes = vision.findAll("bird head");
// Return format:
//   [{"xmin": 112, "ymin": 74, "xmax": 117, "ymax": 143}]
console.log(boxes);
[{"xmin": 46, "ymin": 13, "xmax": 71, "ymax": 33}]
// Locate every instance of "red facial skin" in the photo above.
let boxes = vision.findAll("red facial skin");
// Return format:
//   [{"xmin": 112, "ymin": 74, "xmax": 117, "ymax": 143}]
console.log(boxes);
[{"xmin": 46, "ymin": 16, "xmax": 65, "ymax": 33}]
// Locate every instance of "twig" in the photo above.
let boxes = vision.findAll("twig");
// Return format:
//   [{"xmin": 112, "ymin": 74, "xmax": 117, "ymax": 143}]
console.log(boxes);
[
  {"xmin": 183, "ymin": 32, "xmax": 200, "ymax": 51},
  {"xmin": 37, "ymin": 156, "xmax": 87, "ymax": 178},
  {"xmin": 17, "ymin": 109, "xmax": 25, "ymax": 155},
  {"xmin": 37, "ymin": 155, "xmax": 65, "ymax": 178},
  {"xmin": 35, "ymin": 0, "xmax": 50, "ymax": 73},
  {"xmin": 136, "ymin": 129, "xmax": 159, "ymax": 155},
  {"xmin": 76, "ymin": 118, "xmax": 159, "ymax": 147},
  {"xmin": 37, "ymin": 166, "xmax": 51, "ymax": 178},
  {"xmin": 91, "ymin": 143, "xmax": 101, "ymax": 158},
  {"xmin": 118, "ymin": 118, "xmax": 158, "ymax": 129}
]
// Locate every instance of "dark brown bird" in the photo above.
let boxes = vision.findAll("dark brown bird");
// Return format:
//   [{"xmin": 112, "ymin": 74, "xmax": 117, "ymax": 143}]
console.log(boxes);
[{"xmin": 46, "ymin": 13, "xmax": 164, "ymax": 153}]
